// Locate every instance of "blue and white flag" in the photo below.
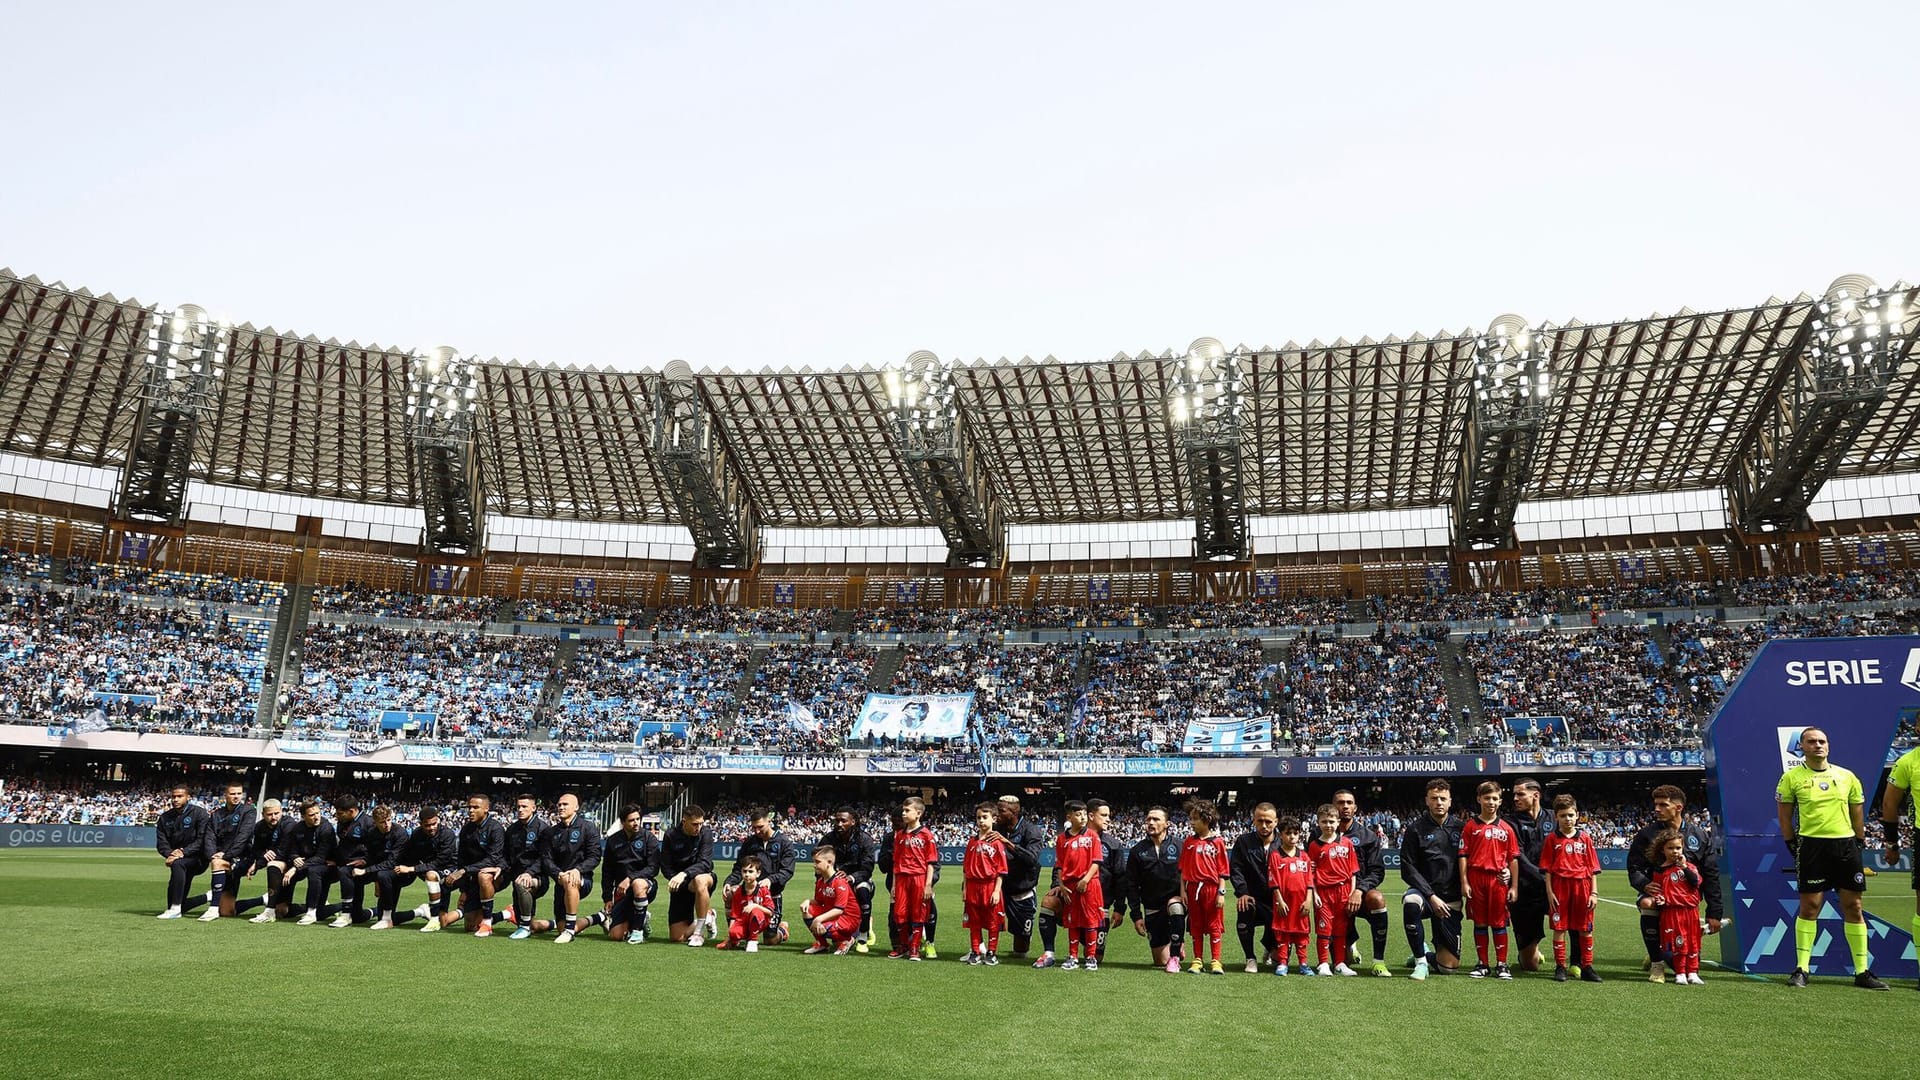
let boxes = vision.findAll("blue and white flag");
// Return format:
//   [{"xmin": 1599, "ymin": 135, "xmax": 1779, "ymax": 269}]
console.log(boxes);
[
  {"xmin": 1181, "ymin": 715, "xmax": 1273, "ymax": 753},
  {"xmin": 786, "ymin": 701, "xmax": 820, "ymax": 733}
]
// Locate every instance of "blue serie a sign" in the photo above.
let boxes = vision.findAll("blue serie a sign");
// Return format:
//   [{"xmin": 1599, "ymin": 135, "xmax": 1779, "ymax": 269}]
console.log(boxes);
[{"xmin": 1704, "ymin": 636, "xmax": 1919, "ymax": 979}]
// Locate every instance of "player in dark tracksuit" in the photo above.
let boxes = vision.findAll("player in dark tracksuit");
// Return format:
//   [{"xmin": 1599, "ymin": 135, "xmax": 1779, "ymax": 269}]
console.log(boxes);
[
  {"xmin": 284, "ymin": 802, "xmax": 338, "ymax": 921},
  {"xmin": 1503, "ymin": 782, "xmax": 1553, "ymax": 970},
  {"xmin": 1340, "ymin": 813, "xmax": 1392, "ymax": 969},
  {"xmin": 358, "ymin": 808, "xmax": 409, "ymax": 924},
  {"xmin": 233, "ymin": 800, "xmax": 294, "ymax": 917},
  {"xmin": 1626, "ymin": 789, "xmax": 1724, "ymax": 967},
  {"xmin": 154, "ymin": 786, "xmax": 213, "ymax": 916},
  {"xmin": 591, "ymin": 806, "xmax": 660, "ymax": 942},
  {"xmin": 661, "ymin": 810, "xmax": 717, "ymax": 941},
  {"xmin": 1090, "ymin": 800, "xmax": 1127, "ymax": 962},
  {"xmin": 726, "ymin": 811, "xmax": 797, "ymax": 943},
  {"xmin": 1230, "ymin": 806, "xmax": 1282, "ymax": 968},
  {"xmin": 817, "ymin": 809, "xmax": 877, "ymax": 948},
  {"xmin": 195, "ymin": 783, "xmax": 256, "ymax": 918},
  {"xmin": 322, "ymin": 798, "xmax": 373, "ymax": 924},
  {"xmin": 437, "ymin": 797, "xmax": 507, "ymax": 932},
  {"xmin": 1125, "ymin": 807, "xmax": 1186, "ymax": 969},
  {"xmin": 538, "ymin": 795, "xmax": 603, "ymax": 939},
  {"xmin": 501, "ymin": 796, "xmax": 550, "ymax": 935},
  {"xmin": 375, "ymin": 807, "xmax": 455, "ymax": 928},
  {"xmin": 992, "ymin": 797, "xmax": 1050, "ymax": 956},
  {"xmin": 1400, "ymin": 781, "xmax": 1465, "ymax": 975}
]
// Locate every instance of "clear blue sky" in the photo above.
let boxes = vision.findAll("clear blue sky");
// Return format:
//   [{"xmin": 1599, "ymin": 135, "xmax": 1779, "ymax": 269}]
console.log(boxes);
[{"xmin": 3, "ymin": 1, "xmax": 1914, "ymax": 371}]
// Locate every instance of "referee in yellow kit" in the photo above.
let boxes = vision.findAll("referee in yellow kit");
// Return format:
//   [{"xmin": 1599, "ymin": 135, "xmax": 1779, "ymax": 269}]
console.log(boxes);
[{"xmin": 1776, "ymin": 726, "xmax": 1889, "ymax": 989}]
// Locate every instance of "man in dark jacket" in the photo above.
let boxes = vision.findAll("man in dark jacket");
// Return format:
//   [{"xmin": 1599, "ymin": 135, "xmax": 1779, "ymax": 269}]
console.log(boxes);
[
  {"xmin": 816, "ymin": 807, "xmax": 876, "ymax": 951},
  {"xmin": 1230, "ymin": 802, "xmax": 1281, "ymax": 972},
  {"xmin": 589, "ymin": 803, "xmax": 659, "ymax": 943},
  {"xmin": 985, "ymin": 795, "xmax": 1049, "ymax": 956},
  {"xmin": 661, "ymin": 805, "xmax": 716, "ymax": 944},
  {"xmin": 197, "ymin": 780, "xmax": 256, "ymax": 921},
  {"xmin": 1626, "ymin": 784, "xmax": 1725, "ymax": 974},
  {"xmin": 1125, "ymin": 805, "xmax": 1186, "ymax": 972},
  {"xmin": 1399, "ymin": 779, "xmax": 1464, "ymax": 979},
  {"xmin": 501, "ymin": 794, "xmax": 550, "ymax": 939},
  {"xmin": 320, "ymin": 796, "xmax": 373, "ymax": 927},
  {"xmin": 375, "ymin": 806, "xmax": 454, "ymax": 929},
  {"xmin": 1335, "ymin": 789, "xmax": 1394, "ymax": 976},
  {"xmin": 235, "ymin": 798, "xmax": 293, "ymax": 920},
  {"xmin": 540, "ymin": 792, "xmax": 604, "ymax": 943},
  {"xmin": 155, "ymin": 785, "xmax": 212, "ymax": 919},
  {"xmin": 726, "ymin": 808, "xmax": 797, "ymax": 944},
  {"xmin": 1502, "ymin": 779, "xmax": 1552, "ymax": 971},
  {"xmin": 430, "ymin": 794, "xmax": 506, "ymax": 935},
  {"xmin": 285, "ymin": 800, "xmax": 337, "ymax": 925}
]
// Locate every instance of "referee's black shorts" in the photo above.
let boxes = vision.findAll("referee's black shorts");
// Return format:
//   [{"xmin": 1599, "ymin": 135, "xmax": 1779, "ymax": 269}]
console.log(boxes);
[{"xmin": 1795, "ymin": 836, "xmax": 1866, "ymax": 894}]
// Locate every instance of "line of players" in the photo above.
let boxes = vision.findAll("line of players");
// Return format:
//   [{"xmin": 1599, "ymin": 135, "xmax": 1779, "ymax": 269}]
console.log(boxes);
[{"xmin": 152, "ymin": 778, "xmax": 1722, "ymax": 980}]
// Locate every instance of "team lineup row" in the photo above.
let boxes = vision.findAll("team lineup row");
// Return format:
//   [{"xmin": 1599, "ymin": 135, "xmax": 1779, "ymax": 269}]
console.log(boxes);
[{"xmin": 151, "ymin": 776, "xmax": 1857, "ymax": 986}]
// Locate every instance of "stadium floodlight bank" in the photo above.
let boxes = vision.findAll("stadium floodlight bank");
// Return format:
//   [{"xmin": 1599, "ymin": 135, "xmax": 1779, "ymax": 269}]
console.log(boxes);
[
  {"xmin": 885, "ymin": 351, "xmax": 1005, "ymax": 569},
  {"xmin": 116, "ymin": 303, "xmax": 227, "ymax": 525},
  {"xmin": 1455, "ymin": 314, "xmax": 1551, "ymax": 551},
  {"xmin": 651, "ymin": 359, "xmax": 758, "ymax": 570},
  {"xmin": 1168, "ymin": 337, "xmax": 1250, "ymax": 563},
  {"xmin": 406, "ymin": 346, "xmax": 486, "ymax": 556}
]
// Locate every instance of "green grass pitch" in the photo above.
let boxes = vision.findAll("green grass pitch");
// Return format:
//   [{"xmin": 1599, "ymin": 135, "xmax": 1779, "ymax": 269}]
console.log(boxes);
[{"xmin": 0, "ymin": 850, "xmax": 1913, "ymax": 1079}]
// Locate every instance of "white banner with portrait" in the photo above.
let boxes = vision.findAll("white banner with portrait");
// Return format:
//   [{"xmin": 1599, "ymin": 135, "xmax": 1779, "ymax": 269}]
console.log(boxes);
[{"xmin": 852, "ymin": 693, "xmax": 973, "ymax": 740}]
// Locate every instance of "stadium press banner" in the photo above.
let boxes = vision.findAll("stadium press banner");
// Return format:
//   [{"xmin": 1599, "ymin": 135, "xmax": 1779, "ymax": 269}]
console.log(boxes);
[
  {"xmin": 851, "ymin": 693, "xmax": 973, "ymax": 740},
  {"xmin": 1181, "ymin": 716, "xmax": 1273, "ymax": 753},
  {"xmin": 1704, "ymin": 635, "xmax": 1919, "ymax": 978},
  {"xmin": 1261, "ymin": 754, "xmax": 1501, "ymax": 778}
]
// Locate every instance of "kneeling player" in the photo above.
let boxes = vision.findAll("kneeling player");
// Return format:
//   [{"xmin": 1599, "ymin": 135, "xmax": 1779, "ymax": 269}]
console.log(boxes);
[
  {"xmin": 803, "ymin": 846, "xmax": 861, "ymax": 955},
  {"xmin": 500, "ymin": 794, "xmax": 549, "ymax": 939},
  {"xmin": 1541, "ymin": 794, "xmax": 1602, "ymax": 983},
  {"xmin": 662, "ymin": 806, "xmax": 717, "ymax": 945},
  {"xmin": 431, "ymin": 794, "xmax": 506, "ymax": 936},
  {"xmin": 585, "ymin": 803, "xmax": 658, "ymax": 944},
  {"xmin": 537, "ymin": 793, "xmax": 603, "ymax": 944},
  {"xmin": 374, "ymin": 807, "xmax": 455, "ymax": 929}
]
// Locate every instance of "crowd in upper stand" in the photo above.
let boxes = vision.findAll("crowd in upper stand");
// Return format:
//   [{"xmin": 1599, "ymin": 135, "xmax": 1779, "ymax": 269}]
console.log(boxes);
[
  {"xmin": 280, "ymin": 623, "xmax": 554, "ymax": 740},
  {"xmin": 550, "ymin": 641, "xmax": 747, "ymax": 747},
  {"xmin": 1272, "ymin": 629, "xmax": 1454, "ymax": 753},
  {"xmin": 6, "ymin": 544, "xmax": 1920, "ymax": 755},
  {"xmin": 0, "ymin": 588, "xmax": 264, "ymax": 732},
  {"xmin": 514, "ymin": 597, "xmax": 649, "ymax": 626},
  {"xmin": 313, "ymin": 583, "xmax": 495, "ymax": 622}
]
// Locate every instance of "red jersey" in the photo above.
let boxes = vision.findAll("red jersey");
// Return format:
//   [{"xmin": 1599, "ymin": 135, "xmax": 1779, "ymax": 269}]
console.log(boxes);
[
  {"xmin": 1179, "ymin": 833, "xmax": 1230, "ymax": 884},
  {"xmin": 964, "ymin": 835, "xmax": 1009, "ymax": 885},
  {"xmin": 1056, "ymin": 829, "xmax": 1101, "ymax": 885},
  {"xmin": 1267, "ymin": 848, "xmax": 1312, "ymax": 903},
  {"xmin": 728, "ymin": 880, "xmax": 773, "ymax": 922},
  {"xmin": 891, "ymin": 826, "xmax": 937, "ymax": 877},
  {"xmin": 1651, "ymin": 862, "xmax": 1702, "ymax": 911},
  {"xmin": 1540, "ymin": 829, "xmax": 1601, "ymax": 880},
  {"xmin": 812, "ymin": 871, "xmax": 856, "ymax": 916},
  {"xmin": 1460, "ymin": 816, "xmax": 1520, "ymax": 873},
  {"xmin": 1307, "ymin": 833, "xmax": 1359, "ymax": 887}
]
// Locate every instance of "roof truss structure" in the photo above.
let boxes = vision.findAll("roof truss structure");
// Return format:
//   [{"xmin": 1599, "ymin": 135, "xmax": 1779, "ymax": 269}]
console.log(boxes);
[{"xmin": 1, "ymin": 268, "xmax": 1915, "ymax": 531}]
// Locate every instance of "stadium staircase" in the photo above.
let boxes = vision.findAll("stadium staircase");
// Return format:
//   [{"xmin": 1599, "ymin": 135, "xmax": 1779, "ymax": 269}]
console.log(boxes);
[
  {"xmin": 826, "ymin": 609, "xmax": 856, "ymax": 636},
  {"xmin": 1437, "ymin": 637, "xmax": 1485, "ymax": 727},
  {"xmin": 739, "ymin": 644, "xmax": 770, "ymax": 695},
  {"xmin": 493, "ymin": 598, "xmax": 519, "ymax": 622},
  {"xmin": 1070, "ymin": 641, "xmax": 1095, "ymax": 693},
  {"xmin": 1344, "ymin": 597, "xmax": 1373, "ymax": 622},
  {"xmin": 1647, "ymin": 623, "xmax": 1675, "ymax": 665},
  {"xmin": 527, "ymin": 638, "xmax": 578, "ymax": 739},
  {"xmin": 49, "ymin": 555, "xmax": 71, "ymax": 584},
  {"xmin": 1261, "ymin": 636, "xmax": 1291, "ymax": 669},
  {"xmin": 868, "ymin": 644, "xmax": 904, "ymax": 691},
  {"xmin": 259, "ymin": 583, "xmax": 314, "ymax": 727}
]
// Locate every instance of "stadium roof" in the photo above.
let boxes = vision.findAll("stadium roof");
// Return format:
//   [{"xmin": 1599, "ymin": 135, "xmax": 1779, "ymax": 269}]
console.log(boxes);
[{"xmin": 2, "ymin": 267, "xmax": 1915, "ymax": 529}]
